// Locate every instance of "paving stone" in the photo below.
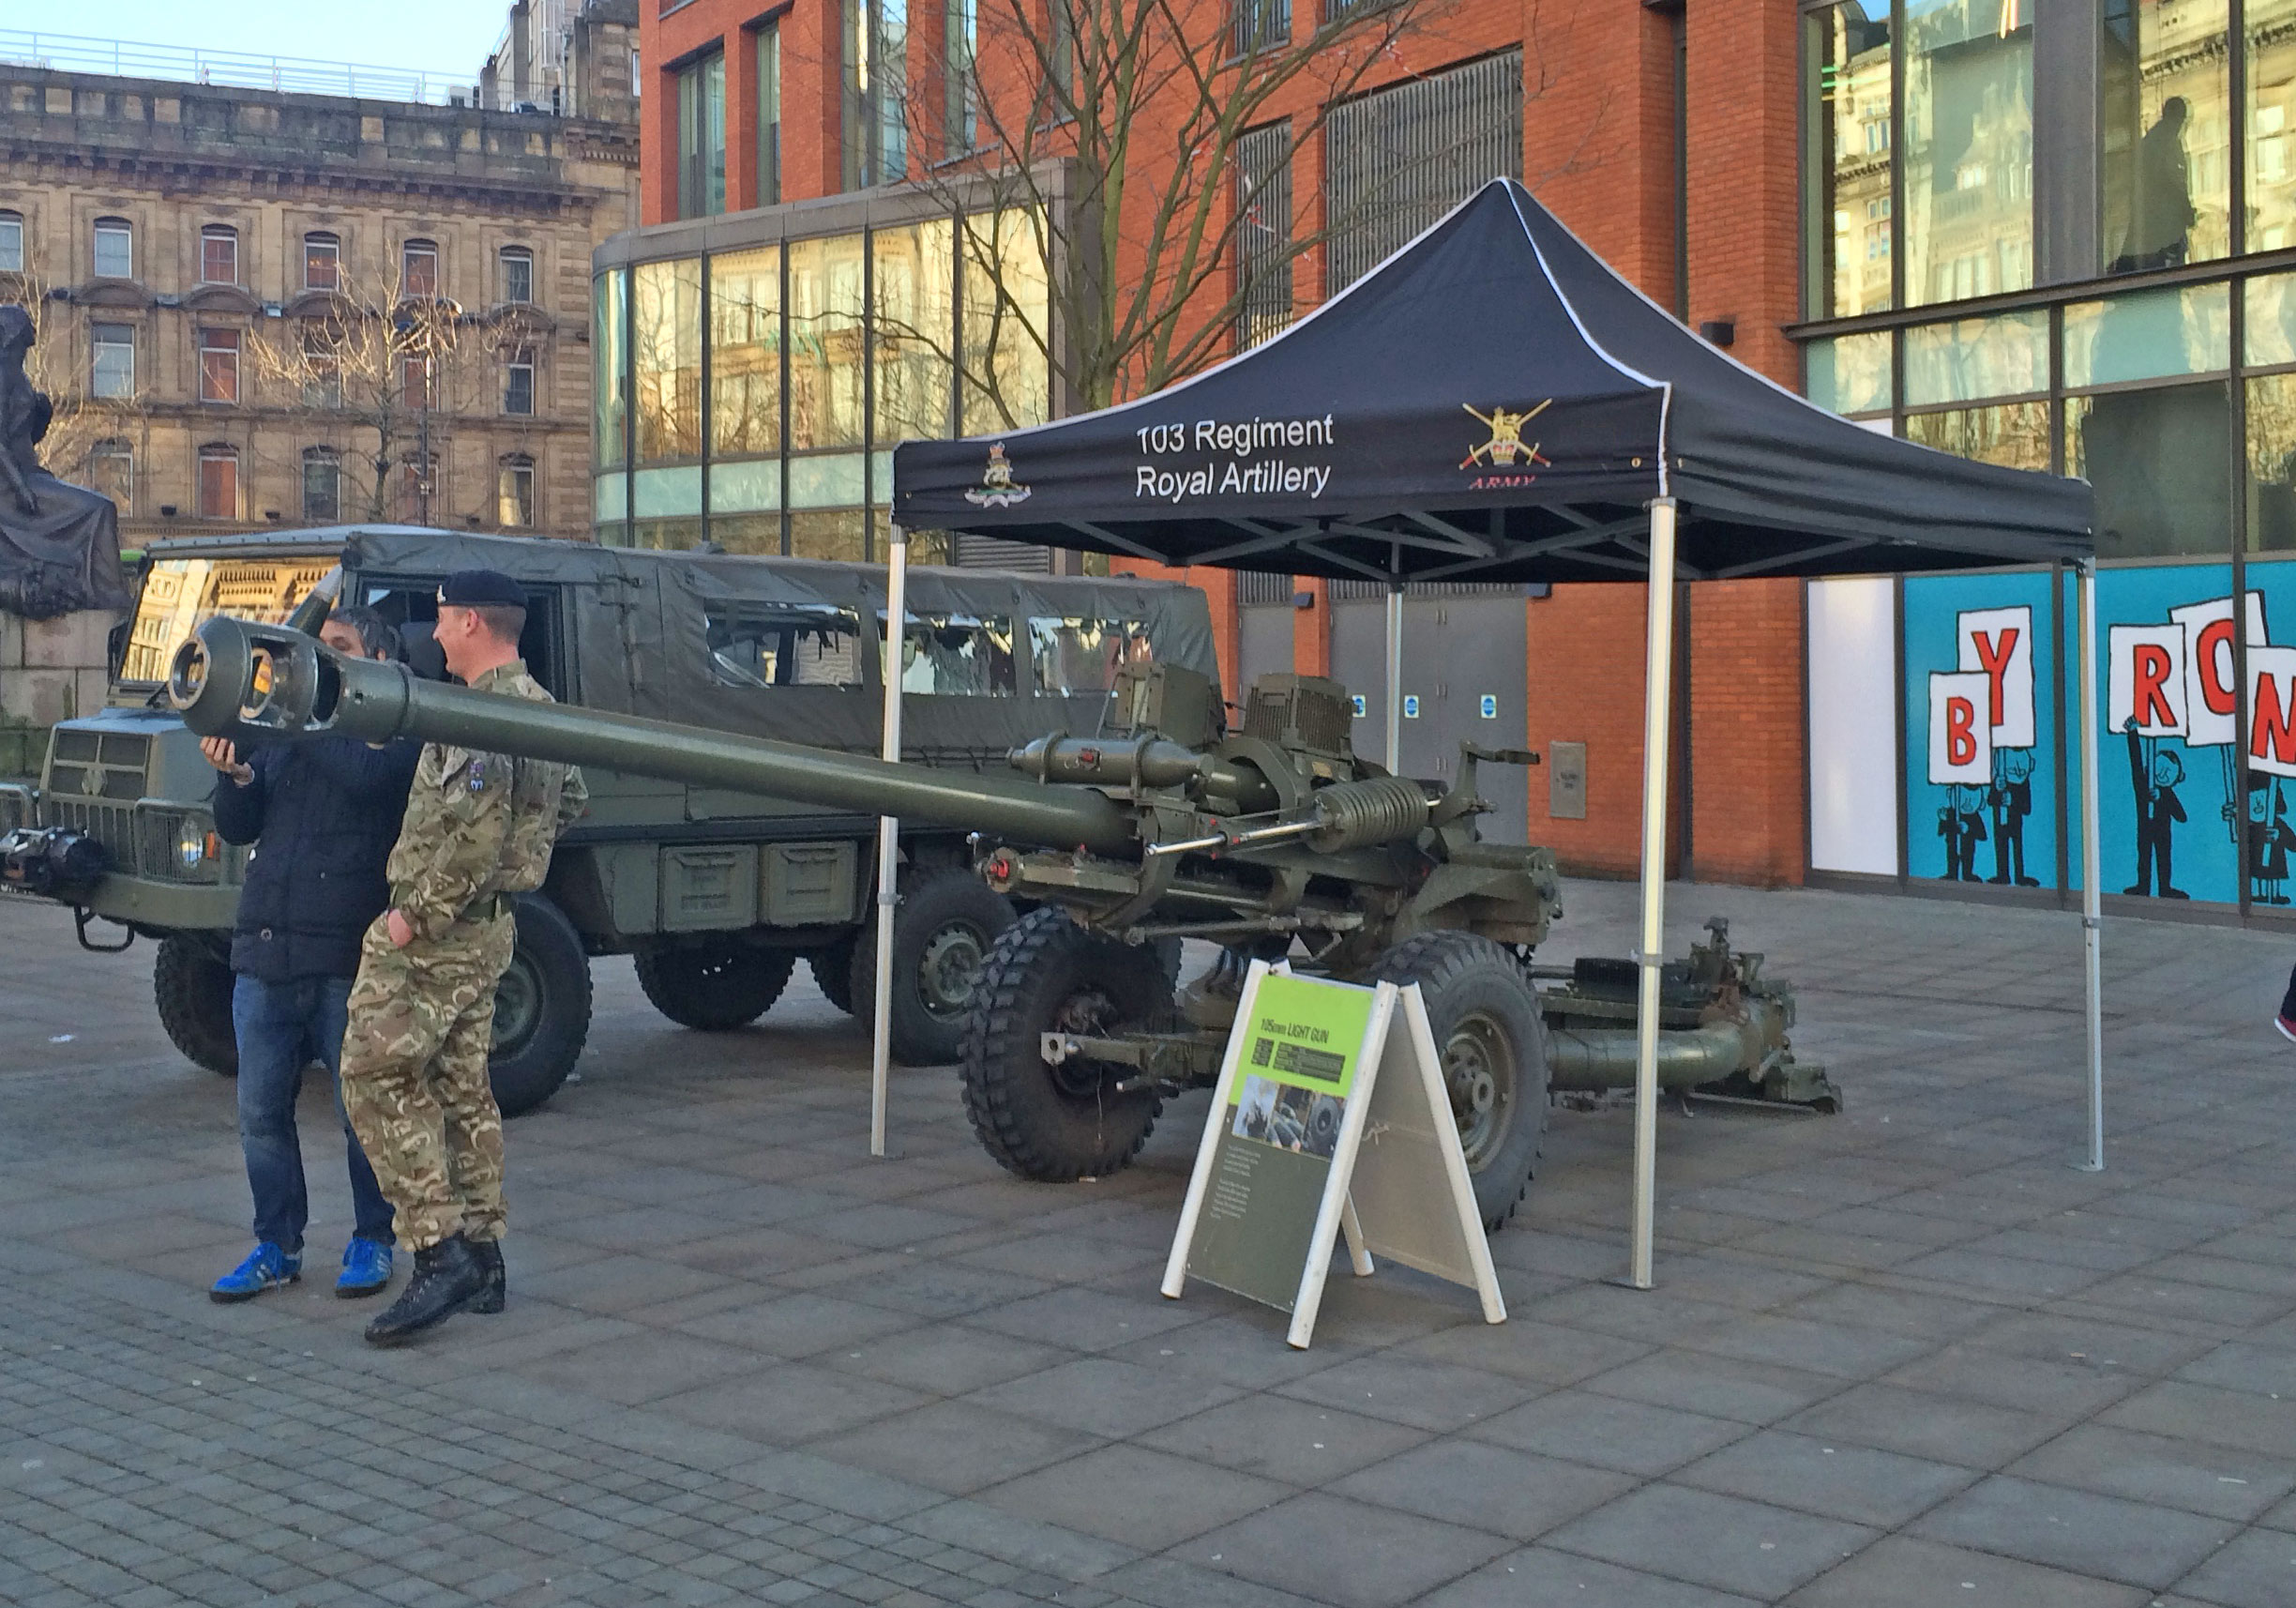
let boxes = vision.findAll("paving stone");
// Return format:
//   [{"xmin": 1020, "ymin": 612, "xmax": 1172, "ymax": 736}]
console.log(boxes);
[
  {"xmin": 1137, "ymin": 1394, "xmax": 1429, "ymax": 1485},
  {"xmin": 1913, "ymin": 1475, "xmax": 2240, "ymax": 1589},
  {"xmin": 1415, "ymin": 1545, "xmax": 1763, "ymax": 1608},
  {"xmin": 1783, "ymin": 1381, "xmax": 2070, "ymax": 1468},
  {"xmin": 1672, "ymin": 1429, "xmax": 1978, "ymax": 1527},
  {"xmin": 2005, "ymin": 1424, "xmax": 2296, "ymax": 1522},
  {"xmin": 1330, "ymin": 1438, "xmax": 1635, "ymax": 1541},
  {"xmin": 1270, "ymin": 1354, "xmax": 1532, "ymax": 1434},
  {"xmin": 1178, "ymin": 1491, "xmax": 1510, "ymax": 1608},
  {"xmin": 1781, "ymin": 1534, "xmax": 2152, "ymax": 1608},
  {"xmin": 805, "ymin": 1402, "xmax": 1099, "ymax": 1496},
  {"xmin": 2168, "ymin": 1525, "xmax": 2296, "ymax": 1608},
  {"xmin": 1468, "ymin": 1388, "xmax": 1748, "ymax": 1475},
  {"xmin": 1544, "ymin": 1482, "xmax": 1875, "ymax": 1600},
  {"xmin": 975, "ymin": 1444, "xmax": 1290, "ymax": 1552}
]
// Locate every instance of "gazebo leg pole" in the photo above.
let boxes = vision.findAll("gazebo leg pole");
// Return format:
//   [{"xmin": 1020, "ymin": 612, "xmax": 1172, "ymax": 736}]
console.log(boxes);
[
  {"xmin": 2076, "ymin": 557, "xmax": 2106, "ymax": 1173},
  {"xmin": 1384, "ymin": 583, "xmax": 1404, "ymax": 772},
  {"xmin": 870, "ymin": 523, "xmax": 911, "ymax": 1159},
  {"xmin": 1629, "ymin": 496, "xmax": 1680, "ymax": 1290}
]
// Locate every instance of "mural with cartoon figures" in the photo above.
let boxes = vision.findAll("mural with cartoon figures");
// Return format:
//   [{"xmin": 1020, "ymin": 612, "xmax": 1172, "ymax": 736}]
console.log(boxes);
[
  {"xmin": 1904, "ymin": 574, "xmax": 2059, "ymax": 887},
  {"xmin": 1898, "ymin": 562, "xmax": 2296, "ymax": 907}
]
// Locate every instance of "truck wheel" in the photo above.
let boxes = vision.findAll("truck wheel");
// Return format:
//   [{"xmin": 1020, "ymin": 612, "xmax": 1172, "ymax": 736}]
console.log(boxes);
[
  {"xmin": 634, "ymin": 942, "xmax": 794, "ymax": 1030},
  {"xmin": 488, "ymin": 896, "xmax": 592, "ymax": 1119},
  {"xmin": 1372, "ymin": 931, "xmax": 1548, "ymax": 1231},
  {"xmin": 851, "ymin": 871, "xmax": 1016, "ymax": 1065},
  {"xmin": 154, "ymin": 933, "xmax": 237, "ymax": 1076},
  {"xmin": 809, "ymin": 934, "xmax": 858, "ymax": 1015},
  {"xmin": 959, "ymin": 907, "xmax": 1171, "ymax": 1181}
]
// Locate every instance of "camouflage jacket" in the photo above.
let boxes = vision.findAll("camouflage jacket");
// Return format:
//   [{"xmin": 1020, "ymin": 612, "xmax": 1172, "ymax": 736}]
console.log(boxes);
[{"xmin": 385, "ymin": 659, "xmax": 588, "ymax": 941}]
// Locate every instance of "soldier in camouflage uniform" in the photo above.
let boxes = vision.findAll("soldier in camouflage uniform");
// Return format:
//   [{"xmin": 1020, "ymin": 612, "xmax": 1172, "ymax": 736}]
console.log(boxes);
[{"xmin": 345, "ymin": 569, "xmax": 586, "ymax": 1347}]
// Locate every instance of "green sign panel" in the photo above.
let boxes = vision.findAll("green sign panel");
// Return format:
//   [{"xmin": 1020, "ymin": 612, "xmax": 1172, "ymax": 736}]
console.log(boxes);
[{"xmin": 1184, "ymin": 972, "xmax": 1376, "ymax": 1312}]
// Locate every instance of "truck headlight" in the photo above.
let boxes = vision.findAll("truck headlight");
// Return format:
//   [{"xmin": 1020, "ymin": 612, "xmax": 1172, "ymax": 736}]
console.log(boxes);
[{"xmin": 177, "ymin": 818, "xmax": 208, "ymax": 869}]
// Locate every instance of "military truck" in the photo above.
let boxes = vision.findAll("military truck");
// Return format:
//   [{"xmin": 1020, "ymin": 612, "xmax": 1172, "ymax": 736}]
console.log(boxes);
[{"xmin": 0, "ymin": 525, "xmax": 1217, "ymax": 1115}]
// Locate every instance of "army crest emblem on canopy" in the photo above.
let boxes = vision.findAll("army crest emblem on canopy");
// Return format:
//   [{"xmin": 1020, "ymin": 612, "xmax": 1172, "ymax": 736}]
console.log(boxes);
[{"xmin": 965, "ymin": 443, "xmax": 1033, "ymax": 508}]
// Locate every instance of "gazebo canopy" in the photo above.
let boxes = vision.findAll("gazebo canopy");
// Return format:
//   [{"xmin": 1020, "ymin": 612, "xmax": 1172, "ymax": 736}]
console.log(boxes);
[{"xmin": 894, "ymin": 179, "xmax": 2092, "ymax": 583}]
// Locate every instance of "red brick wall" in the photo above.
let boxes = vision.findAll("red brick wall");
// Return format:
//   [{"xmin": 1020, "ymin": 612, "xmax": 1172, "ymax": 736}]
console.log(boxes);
[
  {"xmin": 1686, "ymin": 579, "xmax": 1806, "ymax": 886},
  {"xmin": 1685, "ymin": 0, "xmax": 1803, "ymax": 386},
  {"xmin": 1525, "ymin": 584, "xmax": 1683, "ymax": 879}
]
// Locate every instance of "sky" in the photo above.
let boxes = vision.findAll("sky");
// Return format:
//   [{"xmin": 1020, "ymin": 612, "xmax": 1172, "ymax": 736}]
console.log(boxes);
[{"xmin": 29, "ymin": 3, "xmax": 510, "ymax": 83}]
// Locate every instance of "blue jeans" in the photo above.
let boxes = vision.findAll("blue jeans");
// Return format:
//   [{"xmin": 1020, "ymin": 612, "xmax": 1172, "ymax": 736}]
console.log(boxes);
[{"xmin": 234, "ymin": 975, "xmax": 395, "ymax": 1252}]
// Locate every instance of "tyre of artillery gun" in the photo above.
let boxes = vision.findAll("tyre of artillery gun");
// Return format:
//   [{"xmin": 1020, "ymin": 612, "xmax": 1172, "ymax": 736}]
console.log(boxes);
[{"xmin": 169, "ymin": 615, "xmax": 1838, "ymax": 1229}]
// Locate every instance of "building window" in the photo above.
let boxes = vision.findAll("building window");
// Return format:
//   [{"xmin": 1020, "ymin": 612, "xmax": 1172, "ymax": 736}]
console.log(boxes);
[
  {"xmin": 843, "ymin": 0, "xmax": 907, "ymax": 190},
  {"xmin": 0, "ymin": 211, "xmax": 22, "ymax": 274},
  {"xmin": 1235, "ymin": 123, "xmax": 1293, "ymax": 349},
  {"xmin": 200, "ymin": 224, "xmax": 238, "ymax": 285},
  {"xmin": 1903, "ymin": 0, "xmax": 2032, "ymax": 307},
  {"xmin": 398, "ymin": 454, "xmax": 437, "ymax": 522},
  {"xmin": 401, "ymin": 354, "xmax": 434, "ymax": 408},
  {"xmin": 1806, "ymin": 3, "xmax": 1896, "ymax": 319},
  {"xmin": 676, "ymin": 49, "xmax": 728, "ymax": 219},
  {"xmin": 1233, "ymin": 0, "xmax": 1289, "ymax": 57},
  {"xmin": 93, "ymin": 217, "xmax": 132, "ymax": 280},
  {"xmin": 504, "ymin": 348, "xmax": 536, "ymax": 416},
  {"xmin": 301, "ymin": 448, "xmax": 340, "ymax": 523},
  {"xmin": 302, "ymin": 325, "xmax": 342, "ymax": 408},
  {"xmin": 90, "ymin": 323, "xmax": 135, "ymax": 399},
  {"xmin": 498, "ymin": 456, "xmax": 535, "ymax": 527},
  {"xmin": 2104, "ymin": 1, "xmax": 2229, "ymax": 275},
  {"xmin": 198, "ymin": 446, "xmax": 239, "ymax": 520},
  {"xmin": 304, "ymin": 232, "xmax": 340, "ymax": 292},
  {"xmin": 944, "ymin": 0, "xmax": 975, "ymax": 153},
  {"xmin": 757, "ymin": 23, "xmax": 782, "ymax": 205},
  {"xmin": 402, "ymin": 239, "xmax": 439, "ymax": 297},
  {"xmin": 199, "ymin": 328, "xmax": 241, "ymax": 404},
  {"xmin": 1324, "ymin": 52, "xmax": 1522, "ymax": 294},
  {"xmin": 500, "ymin": 246, "xmax": 534, "ymax": 305},
  {"xmin": 89, "ymin": 441, "xmax": 132, "ymax": 515}
]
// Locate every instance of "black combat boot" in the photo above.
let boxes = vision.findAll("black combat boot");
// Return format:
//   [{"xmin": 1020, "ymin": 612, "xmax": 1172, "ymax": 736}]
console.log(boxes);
[
  {"xmin": 363, "ymin": 1234, "xmax": 486, "ymax": 1347},
  {"xmin": 468, "ymin": 1238, "xmax": 506, "ymax": 1314}
]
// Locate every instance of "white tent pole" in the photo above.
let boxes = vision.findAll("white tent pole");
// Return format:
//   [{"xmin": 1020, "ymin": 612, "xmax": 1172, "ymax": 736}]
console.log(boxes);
[
  {"xmin": 870, "ymin": 523, "xmax": 910, "ymax": 1159},
  {"xmin": 1629, "ymin": 496, "xmax": 1680, "ymax": 1290},
  {"xmin": 1384, "ymin": 582, "xmax": 1403, "ymax": 772},
  {"xmin": 2076, "ymin": 557, "xmax": 2105, "ymax": 1173}
]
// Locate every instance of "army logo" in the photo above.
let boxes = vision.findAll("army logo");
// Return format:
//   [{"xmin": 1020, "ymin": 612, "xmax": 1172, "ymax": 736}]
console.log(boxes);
[
  {"xmin": 1460, "ymin": 401, "xmax": 1553, "ymax": 484},
  {"xmin": 965, "ymin": 443, "xmax": 1033, "ymax": 508}
]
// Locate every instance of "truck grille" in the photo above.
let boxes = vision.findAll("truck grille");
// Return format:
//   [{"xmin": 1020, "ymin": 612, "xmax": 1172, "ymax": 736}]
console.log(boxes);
[
  {"xmin": 46, "ymin": 800, "xmax": 138, "ymax": 874},
  {"xmin": 47, "ymin": 731, "xmax": 150, "ymax": 803}
]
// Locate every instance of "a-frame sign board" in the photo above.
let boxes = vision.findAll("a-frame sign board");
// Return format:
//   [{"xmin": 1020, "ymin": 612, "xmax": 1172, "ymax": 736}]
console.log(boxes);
[{"xmin": 1160, "ymin": 962, "xmax": 1506, "ymax": 1349}]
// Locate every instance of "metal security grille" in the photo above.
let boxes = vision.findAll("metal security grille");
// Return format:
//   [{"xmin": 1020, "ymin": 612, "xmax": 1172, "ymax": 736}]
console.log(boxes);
[
  {"xmin": 1325, "ymin": 50, "xmax": 1524, "ymax": 294},
  {"xmin": 1233, "ymin": 0, "xmax": 1290, "ymax": 57},
  {"xmin": 954, "ymin": 532, "xmax": 1055, "ymax": 572},
  {"xmin": 1329, "ymin": 579, "xmax": 1526, "ymax": 600},
  {"xmin": 1236, "ymin": 123, "xmax": 1294, "ymax": 349},
  {"xmin": 1237, "ymin": 570, "xmax": 1293, "ymax": 605}
]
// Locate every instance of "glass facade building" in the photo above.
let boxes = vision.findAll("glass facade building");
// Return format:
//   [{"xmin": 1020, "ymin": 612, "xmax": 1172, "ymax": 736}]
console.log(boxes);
[
  {"xmin": 1801, "ymin": 0, "xmax": 2296, "ymax": 562},
  {"xmin": 593, "ymin": 184, "xmax": 1053, "ymax": 561}
]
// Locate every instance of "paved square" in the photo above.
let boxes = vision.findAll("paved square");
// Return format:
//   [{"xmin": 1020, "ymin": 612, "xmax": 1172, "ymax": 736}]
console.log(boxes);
[{"xmin": 5, "ymin": 878, "xmax": 2296, "ymax": 1606}]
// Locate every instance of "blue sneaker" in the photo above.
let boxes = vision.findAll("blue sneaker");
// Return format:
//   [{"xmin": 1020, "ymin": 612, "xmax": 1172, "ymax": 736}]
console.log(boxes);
[
  {"xmin": 336, "ymin": 1238, "xmax": 393, "ymax": 1299},
  {"xmin": 210, "ymin": 1242, "xmax": 300, "ymax": 1303}
]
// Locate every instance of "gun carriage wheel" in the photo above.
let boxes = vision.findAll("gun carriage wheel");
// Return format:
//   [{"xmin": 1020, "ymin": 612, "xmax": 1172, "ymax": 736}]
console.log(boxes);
[
  {"xmin": 853, "ymin": 869, "xmax": 1017, "ymax": 1065},
  {"xmin": 1371, "ymin": 931, "xmax": 1548, "ymax": 1231},
  {"xmin": 959, "ymin": 906, "xmax": 1173, "ymax": 1179}
]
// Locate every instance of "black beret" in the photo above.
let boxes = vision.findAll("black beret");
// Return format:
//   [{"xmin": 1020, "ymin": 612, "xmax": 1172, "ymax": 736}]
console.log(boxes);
[{"xmin": 438, "ymin": 569, "xmax": 526, "ymax": 608}]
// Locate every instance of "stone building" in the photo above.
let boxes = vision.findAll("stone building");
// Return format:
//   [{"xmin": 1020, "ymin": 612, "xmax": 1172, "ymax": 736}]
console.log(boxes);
[{"xmin": 0, "ymin": 16, "xmax": 638, "ymax": 550}]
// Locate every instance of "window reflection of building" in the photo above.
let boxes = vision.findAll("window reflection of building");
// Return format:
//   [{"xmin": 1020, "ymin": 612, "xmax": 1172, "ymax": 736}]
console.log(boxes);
[
  {"xmin": 2103, "ymin": 0, "xmax": 2229, "ymax": 274},
  {"xmin": 1904, "ymin": 0, "xmax": 2034, "ymax": 308},
  {"xmin": 1810, "ymin": 3, "xmax": 1896, "ymax": 318}
]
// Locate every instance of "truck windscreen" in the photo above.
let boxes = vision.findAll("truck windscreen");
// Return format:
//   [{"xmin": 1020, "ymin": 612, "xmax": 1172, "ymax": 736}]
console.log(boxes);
[{"xmin": 118, "ymin": 557, "xmax": 338, "ymax": 684}]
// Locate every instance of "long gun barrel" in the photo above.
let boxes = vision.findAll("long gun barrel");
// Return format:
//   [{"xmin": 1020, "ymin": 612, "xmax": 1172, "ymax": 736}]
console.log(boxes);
[{"xmin": 169, "ymin": 617, "xmax": 1140, "ymax": 855}]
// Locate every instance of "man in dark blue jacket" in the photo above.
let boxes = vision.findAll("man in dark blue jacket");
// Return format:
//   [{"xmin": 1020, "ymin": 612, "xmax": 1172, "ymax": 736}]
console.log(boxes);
[{"xmin": 203, "ymin": 605, "xmax": 421, "ymax": 1302}]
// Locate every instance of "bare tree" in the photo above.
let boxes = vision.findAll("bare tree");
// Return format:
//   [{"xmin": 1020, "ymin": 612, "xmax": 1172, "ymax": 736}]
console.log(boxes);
[
  {"xmin": 246, "ymin": 261, "xmax": 469, "ymax": 523},
  {"xmin": 887, "ymin": 0, "xmax": 1493, "ymax": 428}
]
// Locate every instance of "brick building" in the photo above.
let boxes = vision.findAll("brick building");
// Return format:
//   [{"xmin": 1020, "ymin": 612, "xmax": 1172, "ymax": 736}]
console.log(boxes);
[
  {"xmin": 0, "ymin": 7, "xmax": 640, "ymax": 550},
  {"xmin": 603, "ymin": 0, "xmax": 1833, "ymax": 883}
]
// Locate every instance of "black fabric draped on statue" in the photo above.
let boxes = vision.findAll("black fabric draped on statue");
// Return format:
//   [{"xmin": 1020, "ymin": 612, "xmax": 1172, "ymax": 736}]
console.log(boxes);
[{"xmin": 0, "ymin": 305, "xmax": 132, "ymax": 621}]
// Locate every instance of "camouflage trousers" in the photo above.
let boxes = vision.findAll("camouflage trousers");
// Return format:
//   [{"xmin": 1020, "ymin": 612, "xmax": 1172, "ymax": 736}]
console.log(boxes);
[{"xmin": 340, "ymin": 912, "xmax": 514, "ymax": 1253}]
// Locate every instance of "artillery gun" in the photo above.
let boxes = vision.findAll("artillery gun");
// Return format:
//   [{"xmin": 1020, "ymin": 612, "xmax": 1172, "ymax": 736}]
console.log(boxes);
[{"xmin": 170, "ymin": 615, "xmax": 1837, "ymax": 1228}]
